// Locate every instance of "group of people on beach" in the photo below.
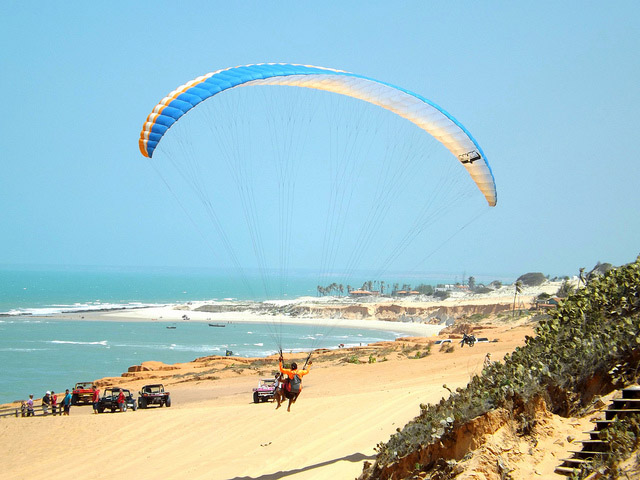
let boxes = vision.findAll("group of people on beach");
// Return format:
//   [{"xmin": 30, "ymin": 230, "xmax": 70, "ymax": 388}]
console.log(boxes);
[{"xmin": 21, "ymin": 389, "xmax": 73, "ymax": 417}]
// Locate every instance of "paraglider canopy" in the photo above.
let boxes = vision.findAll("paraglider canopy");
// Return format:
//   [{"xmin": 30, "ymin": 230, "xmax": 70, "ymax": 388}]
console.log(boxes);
[{"xmin": 139, "ymin": 63, "xmax": 496, "ymax": 206}]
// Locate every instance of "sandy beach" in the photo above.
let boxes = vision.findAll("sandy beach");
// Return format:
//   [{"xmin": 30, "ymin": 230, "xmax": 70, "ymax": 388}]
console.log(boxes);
[
  {"xmin": 0, "ymin": 283, "xmax": 592, "ymax": 480},
  {"xmin": 97, "ymin": 306, "xmax": 446, "ymax": 337},
  {"xmin": 0, "ymin": 324, "xmax": 526, "ymax": 480},
  {"xmin": 59, "ymin": 279, "xmax": 562, "ymax": 335}
]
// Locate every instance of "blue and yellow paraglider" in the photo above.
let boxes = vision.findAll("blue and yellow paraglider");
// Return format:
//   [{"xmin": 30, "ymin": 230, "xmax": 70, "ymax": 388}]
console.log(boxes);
[
  {"xmin": 138, "ymin": 63, "xmax": 497, "ymax": 355},
  {"xmin": 139, "ymin": 63, "xmax": 496, "ymax": 206}
]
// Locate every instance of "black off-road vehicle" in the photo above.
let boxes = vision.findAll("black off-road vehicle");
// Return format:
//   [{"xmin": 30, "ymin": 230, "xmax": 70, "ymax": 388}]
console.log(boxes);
[
  {"xmin": 138, "ymin": 384, "xmax": 172, "ymax": 409},
  {"xmin": 97, "ymin": 387, "xmax": 137, "ymax": 413}
]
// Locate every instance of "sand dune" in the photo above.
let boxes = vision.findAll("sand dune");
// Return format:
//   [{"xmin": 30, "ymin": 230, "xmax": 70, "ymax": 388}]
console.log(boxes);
[{"xmin": 1, "ymin": 320, "xmax": 576, "ymax": 480}]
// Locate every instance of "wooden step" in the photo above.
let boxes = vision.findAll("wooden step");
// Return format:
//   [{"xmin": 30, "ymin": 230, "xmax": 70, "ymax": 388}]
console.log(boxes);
[
  {"xmin": 613, "ymin": 397, "xmax": 640, "ymax": 401},
  {"xmin": 611, "ymin": 398, "xmax": 640, "ymax": 407},
  {"xmin": 560, "ymin": 457, "xmax": 589, "ymax": 465},
  {"xmin": 569, "ymin": 450, "xmax": 607, "ymax": 458},
  {"xmin": 576, "ymin": 439, "xmax": 608, "ymax": 451},
  {"xmin": 556, "ymin": 387, "xmax": 640, "ymax": 476},
  {"xmin": 605, "ymin": 408, "xmax": 640, "ymax": 420},
  {"xmin": 555, "ymin": 465, "xmax": 581, "ymax": 475},
  {"xmin": 622, "ymin": 386, "xmax": 640, "ymax": 399},
  {"xmin": 595, "ymin": 419, "xmax": 613, "ymax": 428}
]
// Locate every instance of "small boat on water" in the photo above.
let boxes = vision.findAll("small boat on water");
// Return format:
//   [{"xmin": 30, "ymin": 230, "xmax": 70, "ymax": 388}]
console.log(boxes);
[
  {"xmin": 208, "ymin": 323, "xmax": 226, "ymax": 327},
  {"xmin": 166, "ymin": 326, "xmax": 177, "ymax": 329}
]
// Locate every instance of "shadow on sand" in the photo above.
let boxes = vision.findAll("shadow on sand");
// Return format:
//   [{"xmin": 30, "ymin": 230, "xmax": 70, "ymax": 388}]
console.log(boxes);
[{"xmin": 226, "ymin": 451, "xmax": 375, "ymax": 480}]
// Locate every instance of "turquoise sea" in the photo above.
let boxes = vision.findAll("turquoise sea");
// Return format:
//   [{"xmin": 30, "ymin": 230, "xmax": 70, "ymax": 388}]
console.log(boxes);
[
  {"xmin": 0, "ymin": 266, "xmax": 412, "ymax": 404},
  {"xmin": 0, "ymin": 318, "xmax": 399, "ymax": 405},
  {"xmin": 0, "ymin": 265, "xmax": 324, "ymax": 315}
]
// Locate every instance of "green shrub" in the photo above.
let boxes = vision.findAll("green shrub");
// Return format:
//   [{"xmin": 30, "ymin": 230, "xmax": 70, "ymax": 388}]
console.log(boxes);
[
  {"xmin": 371, "ymin": 256, "xmax": 640, "ymax": 472},
  {"xmin": 414, "ymin": 284, "xmax": 434, "ymax": 295},
  {"xmin": 346, "ymin": 355, "xmax": 361, "ymax": 364},
  {"xmin": 439, "ymin": 343, "xmax": 454, "ymax": 353}
]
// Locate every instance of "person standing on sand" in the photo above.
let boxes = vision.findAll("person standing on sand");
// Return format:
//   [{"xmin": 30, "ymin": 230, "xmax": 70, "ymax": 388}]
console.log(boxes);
[
  {"xmin": 62, "ymin": 389, "xmax": 72, "ymax": 415},
  {"xmin": 51, "ymin": 391, "xmax": 57, "ymax": 416},
  {"xmin": 92, "ymin": 387, "xmax": 101, "ymax": 414},
  {"xmin": 117, "ymin": 389, "xmax": 126, "ymax": 412},
  {"xmin": 42, "ymin": 391, "xmax": 51, "ymax": 415},
  {"xmin": 277, "ymin": 356, "xmax": 311, "ymax": 412},
  {"xmin": 26, "ymin": 394, "xmax": 35, "ymax": 417}
]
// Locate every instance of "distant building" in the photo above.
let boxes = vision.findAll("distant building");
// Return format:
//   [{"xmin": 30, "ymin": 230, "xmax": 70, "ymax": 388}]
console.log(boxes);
[
  {"xmin": 349, "ymin": 290, "xmax": 374, "ymax": 297},
  {"xmin": 393, "ymin": 290, "xmax": 420, "ymax": 297},
  {"xmin": 536, "ymin": 296, "xmax": 562, "ymax": 310},
  {"xmin": 435, "ymin": 284, "xmax": 455, "ymax": 293}
]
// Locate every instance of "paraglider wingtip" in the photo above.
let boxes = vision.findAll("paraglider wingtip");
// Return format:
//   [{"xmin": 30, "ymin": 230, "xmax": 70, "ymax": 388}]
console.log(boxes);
[{"xmin": 138, "ymin": 139, "xmax": 150, "ymax": 158}]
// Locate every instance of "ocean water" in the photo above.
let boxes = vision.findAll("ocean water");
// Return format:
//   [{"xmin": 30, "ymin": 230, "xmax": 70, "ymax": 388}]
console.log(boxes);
[
  {"xmin": 0, "ymin": 266, "xmax": 325, "ymax": 315},
  {"xmin": 0, "ymin": 318, "xmax": 400, "ymax": 405},
  {"xmin": 0, "ymin": 266, "xmax": 413, "ymax": 404},
  {"xmin": 0, "ymin": 265, "xmax": 468, "ymax": 316}
]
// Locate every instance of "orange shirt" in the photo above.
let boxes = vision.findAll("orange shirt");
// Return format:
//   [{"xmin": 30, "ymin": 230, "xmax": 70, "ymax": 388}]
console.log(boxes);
[{"xmin": 278, "ymin": 361, "xmax": 310, "ymax": 379}]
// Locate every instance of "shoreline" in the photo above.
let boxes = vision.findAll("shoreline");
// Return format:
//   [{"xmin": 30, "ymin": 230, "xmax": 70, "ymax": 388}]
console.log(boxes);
[
  {"xmin": 34, "ymin": 278, "xmax": 567, "ymax": 336},
  {"xmin": 47, "ymin": 305, "xmax": 446, "ymax": 337}
]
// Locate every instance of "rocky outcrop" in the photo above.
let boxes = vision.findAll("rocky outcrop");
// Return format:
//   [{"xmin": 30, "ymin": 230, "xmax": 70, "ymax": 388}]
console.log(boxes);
[
  {"xmin": 127, "ymin": 361, "xmax": 179, "ymax": 372},
  {"xmin": 295, "ymin": 302, "xmax": 512, "ymax": 322}
]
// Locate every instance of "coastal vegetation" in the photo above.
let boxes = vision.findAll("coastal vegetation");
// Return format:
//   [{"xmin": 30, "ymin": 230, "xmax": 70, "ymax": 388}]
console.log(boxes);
[
  {"xmin": 316, "ymin": 271, "xmax": 567, "ymax": 300},
  {"xmin": 360, "ymin": 255, "xmax": 640, "ymax": 479}
]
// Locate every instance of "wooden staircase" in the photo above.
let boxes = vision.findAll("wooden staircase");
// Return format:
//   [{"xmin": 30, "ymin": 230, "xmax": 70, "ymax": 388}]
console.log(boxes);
[{"xmin": 555, "ymin": 386, "xmax": 640, "ymax": 476}]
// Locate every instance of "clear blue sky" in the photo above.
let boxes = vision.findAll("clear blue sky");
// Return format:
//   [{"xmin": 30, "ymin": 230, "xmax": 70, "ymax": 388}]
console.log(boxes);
[{"xmin": 1, "ymin": 1, "xmax": 638, "ymax": 281}]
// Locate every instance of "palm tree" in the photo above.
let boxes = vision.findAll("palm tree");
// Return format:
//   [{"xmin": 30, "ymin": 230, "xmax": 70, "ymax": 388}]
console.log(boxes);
[
  {"xmin": 468, "ymin": 276, "xmax": 476, "ymax": 291},
  {"xmin": 339, "ymin": 284, "xmax": 344, "ymax": 296},
  {"xmin": 578, "ymin": 267, "xmax": 586, "ymax": 288},
  {"xmin": 512, "ymin": 281, "xmax": 523, "ymax": 317}
]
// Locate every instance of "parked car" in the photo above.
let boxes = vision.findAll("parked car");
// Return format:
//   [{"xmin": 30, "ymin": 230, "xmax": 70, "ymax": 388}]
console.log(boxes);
[
  {"xmin": 252, "ymin": 378, "xmax": 277, "ymax": 403},
  {"xmin": 97, "ymin": 387, "xmax": 137, "ymax": 413},
  {"xmin": 138, "ymin": 384, "xmax": 171, "ymax": 408},
  {"xmin": 72, "ymin": 382, "xmax": 97, "ymax": 405}
]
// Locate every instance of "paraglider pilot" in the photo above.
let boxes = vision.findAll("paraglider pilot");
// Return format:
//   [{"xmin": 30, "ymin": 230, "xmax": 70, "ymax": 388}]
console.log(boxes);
[{"xmin": 276, "ymin": 354, "xmax": 311, "ymax": 412}]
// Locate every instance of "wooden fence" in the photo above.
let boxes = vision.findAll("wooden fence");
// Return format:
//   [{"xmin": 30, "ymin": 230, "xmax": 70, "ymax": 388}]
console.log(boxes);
[{"xmin": 0, "ymin": 403, "xmax": 63, "ymax": 418}]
